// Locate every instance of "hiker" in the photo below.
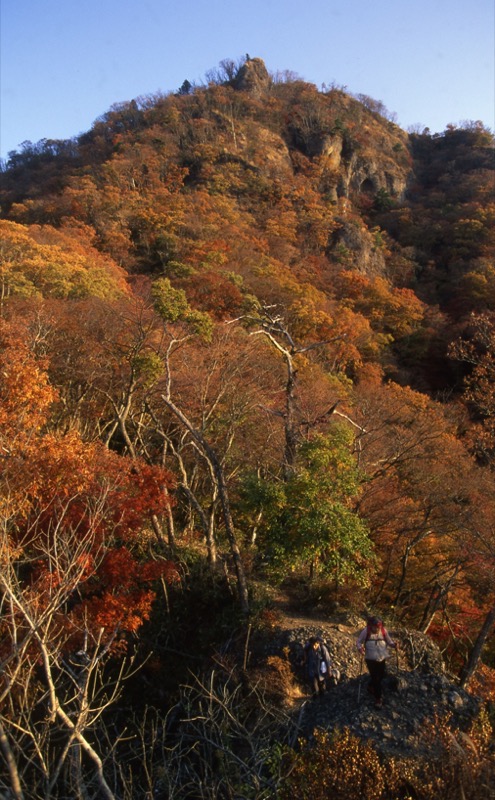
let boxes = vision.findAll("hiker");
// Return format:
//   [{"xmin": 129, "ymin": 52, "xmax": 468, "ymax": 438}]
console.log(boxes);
[
  {"xmin": 304, "ymin": 636, "xmax": 338, "ymax": 698},
  {"xmin": 356, "ymin": 616, "xmax": 397, "ymax": 707}
]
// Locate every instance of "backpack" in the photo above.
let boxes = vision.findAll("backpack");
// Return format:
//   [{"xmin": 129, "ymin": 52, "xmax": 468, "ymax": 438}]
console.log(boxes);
[{"xmin": 365, "ymin": 621, "xmax": 387, "ymax": 641}]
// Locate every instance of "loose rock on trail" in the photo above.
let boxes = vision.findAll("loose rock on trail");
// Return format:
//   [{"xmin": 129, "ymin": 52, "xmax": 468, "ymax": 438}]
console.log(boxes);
[{"xmin": 255, "ymin": 613, "xmax": 481, "ymax": 759}]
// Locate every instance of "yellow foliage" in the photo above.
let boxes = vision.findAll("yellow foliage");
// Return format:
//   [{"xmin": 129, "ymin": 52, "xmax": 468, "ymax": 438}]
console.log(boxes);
[
  {"xmin": 280, "ymin": 728, "xmax": 390, "ymax": 800},
  {"xmin": 0, "ymin": 219, "xmax": 129, "ymax": 301}
]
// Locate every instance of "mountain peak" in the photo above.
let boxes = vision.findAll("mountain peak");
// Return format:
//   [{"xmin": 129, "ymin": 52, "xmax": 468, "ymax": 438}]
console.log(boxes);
[{"xmin": 233, "ymin": 56, "xmax": 270, "ymax": 96}]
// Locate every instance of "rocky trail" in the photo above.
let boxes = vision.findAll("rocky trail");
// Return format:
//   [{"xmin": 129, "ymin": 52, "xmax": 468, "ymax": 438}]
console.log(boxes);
[{"xmin": 254, "ymin": 597, "xmax": 482, "ymax": 760}]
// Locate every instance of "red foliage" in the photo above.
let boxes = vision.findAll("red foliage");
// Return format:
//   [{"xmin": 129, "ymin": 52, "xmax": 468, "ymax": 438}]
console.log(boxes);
[
  {"xmin": 73, "ymin": 547, "xmax": 180, "ymax": 638},
  {"xmin": 180, "ymin": 270, "xmax": 244, "ymax": 319},
  {"xmin": 0, "ymin": 316, "xmax": 178, "ymax": 647}
]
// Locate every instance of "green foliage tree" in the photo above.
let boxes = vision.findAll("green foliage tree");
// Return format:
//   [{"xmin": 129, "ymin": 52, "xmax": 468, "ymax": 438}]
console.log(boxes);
[
  {"xmin": 152, "ymin": 276, "xmax": 213, "ymax": 339},
  {"xmin": 240, "ymin": 427, "xmax": 375, "ymax": 584}
]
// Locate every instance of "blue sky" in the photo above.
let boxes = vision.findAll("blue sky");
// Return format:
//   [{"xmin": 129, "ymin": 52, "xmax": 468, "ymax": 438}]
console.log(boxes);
[{"xmin": 1, "ymin": 0, "xmax": 494, "ymax": 160}]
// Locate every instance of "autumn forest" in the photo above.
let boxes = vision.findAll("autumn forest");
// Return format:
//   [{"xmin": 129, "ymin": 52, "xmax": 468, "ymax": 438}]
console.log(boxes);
[{"xmin": 0, "ymin": 56, "xmax": 494, "ymax": 798}]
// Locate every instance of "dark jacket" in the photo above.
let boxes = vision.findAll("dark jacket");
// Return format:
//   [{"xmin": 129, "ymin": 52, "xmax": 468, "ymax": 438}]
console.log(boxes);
[{"xmin": 305, "ymin": 640, "xmax": 332, "ymax": 680}]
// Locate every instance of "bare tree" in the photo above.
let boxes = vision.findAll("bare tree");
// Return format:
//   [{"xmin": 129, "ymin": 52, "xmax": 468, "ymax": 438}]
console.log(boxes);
[
  {"xmin": 123, "ymin": 668, "xmax": 294, "ymax": 799},
  {"xmin": 242, "ymin": 305, "xmax": 350, "ymax": 477},
  {"xmin": 0, "ymin": 494, "xmax": 138, "ymax": 799},
  {"xmin": 161, "ymin": 392, "xmax": 250, "ymax": 614}
]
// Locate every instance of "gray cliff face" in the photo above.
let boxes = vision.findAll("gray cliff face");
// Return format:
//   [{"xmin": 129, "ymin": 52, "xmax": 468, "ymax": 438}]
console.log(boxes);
[
  {"xmin": 227, "ymin": 59, "xmax": 413, "ymax": 277},
  {"xmin": 316, "ymin": 132, "xmax": 411, "ymax": 203},
  {"xmin": 328, "ymin": 217, "xmax": 389, "ymax": 276},
  {"xmin": 343, "ymin": 150, "xmax": 409, "ymax": 200},
  {"xmin": 230, "ymin": 58, "xmax": 411, "ymax": 207}
]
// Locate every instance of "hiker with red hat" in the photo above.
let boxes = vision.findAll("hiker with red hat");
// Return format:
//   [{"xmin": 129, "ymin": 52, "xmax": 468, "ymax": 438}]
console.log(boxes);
[{"xmin": 357, "ymin": 616, "xmax": 397, "ymax": 707}]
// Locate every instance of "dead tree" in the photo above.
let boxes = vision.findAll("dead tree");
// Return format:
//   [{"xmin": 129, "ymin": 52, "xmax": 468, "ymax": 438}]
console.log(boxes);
[{"xmin": 0, "ymin": 498, "xmax": 130, "ymax": 800}]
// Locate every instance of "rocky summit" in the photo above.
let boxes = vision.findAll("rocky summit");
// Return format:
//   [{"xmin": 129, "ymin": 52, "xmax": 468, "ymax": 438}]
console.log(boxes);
[{"xmin": 259, "ymin": 617, "xmax": 482, "ymax": 759}]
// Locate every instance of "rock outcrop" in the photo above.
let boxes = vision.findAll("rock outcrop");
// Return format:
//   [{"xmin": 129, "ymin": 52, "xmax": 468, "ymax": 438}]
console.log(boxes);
[
  {"xmin": 328, "ymin": 217, "xmax": 389, "ymax": 276},
  {"xmin": 256, "ymin": 617, "xmax": 482, "ymax": 759},
  {"xmin": 342, "ymin": 151, "xmax": 410, "ymax": 201},
  {"xmin": 233, "ymin": 57, "xmax": 270, "ymax": 97}
]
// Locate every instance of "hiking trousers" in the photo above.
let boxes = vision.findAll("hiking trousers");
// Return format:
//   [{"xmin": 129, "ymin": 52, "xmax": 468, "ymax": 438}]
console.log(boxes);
[
  {"xmin": 365, "ymin": 659, "xmax": 386, "ymax": 699},
  {"xmin": 310, "ymin": 675, "xmax": 326, "ymax": 696}
]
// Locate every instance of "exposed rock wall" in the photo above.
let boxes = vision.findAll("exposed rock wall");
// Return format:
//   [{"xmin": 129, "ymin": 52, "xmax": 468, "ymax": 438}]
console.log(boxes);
[
  {"xmin": 328, "ymin": 217, "xmax": 388, "ymax": 276},
  {"xmin": 317, "ymin": 134, "xmax": 410, "ymax": 201}
]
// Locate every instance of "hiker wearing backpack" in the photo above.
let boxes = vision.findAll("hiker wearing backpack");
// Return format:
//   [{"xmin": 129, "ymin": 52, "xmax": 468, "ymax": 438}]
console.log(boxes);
[
  {"xmin": 356, "ymin": 616, "xmax": 397, "ymax": 707},
  {"xmin": 304, "ymin": 636, "xmax": 338, "ymax": 698}
]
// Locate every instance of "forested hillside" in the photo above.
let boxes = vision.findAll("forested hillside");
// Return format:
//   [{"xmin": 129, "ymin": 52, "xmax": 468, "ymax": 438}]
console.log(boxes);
[{"xmin": 1, "ymin": 56, "xmax": 494, "ymax": 798}]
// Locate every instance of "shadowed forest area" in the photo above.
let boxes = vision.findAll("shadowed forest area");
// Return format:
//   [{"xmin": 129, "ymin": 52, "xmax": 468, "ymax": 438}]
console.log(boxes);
[{"xmin": 0, "ymin": 56, "xmax": 494, "ymax": 798}]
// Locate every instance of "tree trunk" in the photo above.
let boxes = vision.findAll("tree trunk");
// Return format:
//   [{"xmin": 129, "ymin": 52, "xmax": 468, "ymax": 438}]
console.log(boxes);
[
  {"xmin": 249, "ymin": 314, "xmax": 344, "ymax": 480},
  {"xmin": 178, "ymin": 484, "xmax": 217, "ymax": 565},
  {"xmin": 0, "ymin": 720, "xmax": 24, "ymax": 800},
  {"xmin": 283, "ymin": 356, "xmax": 298, "ymax": 478},
  {"xmin": 459, "ymin": 602, "xmax": 495, "ymax": 688},
  {"xmin": 162, "ymin": 395, "xmax": 249, "ymax": 614}
]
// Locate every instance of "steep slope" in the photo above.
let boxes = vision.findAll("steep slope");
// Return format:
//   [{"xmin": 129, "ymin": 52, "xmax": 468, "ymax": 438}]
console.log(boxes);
[
  {"xmin": 1, "ymin": 58, "xmax": 492, "ymax": 327},
  {"xmin": 2, "ymin": 57, "xmax": 495, "ymax": 800},
  {"xmin": 0, "ymin": 58, "xmax": 412, "ymax": 283},
  {"xmin": 1, "ymin": 55, "xmax": 494, "ymax": 671}
]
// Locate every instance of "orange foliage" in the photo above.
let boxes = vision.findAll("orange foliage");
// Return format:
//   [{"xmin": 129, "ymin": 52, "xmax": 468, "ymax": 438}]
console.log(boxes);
[
  {"xmin": 336, "ymin": 269, "xmax": 425, "ymax": 338},
  {"xmin": 0, "ymin": 314, "xmax": 178, "ymax": 647},
  {"xmin": 0, "ymin": 318, "xmax": 56, "ymax": 440},
  {"xmin": 1, "ymin": 77, "xmax": 495, "ymax": 677},
  {"xmin": 181, "ymin": 270, "xmax": 244, "ymax": 319},
  {"xmin": 0, "ymin": 219, "xmax": 129, "ymax": 299},
  {"xmin": 468, "ymin": 663, "xmax": 495, "ymax": 703}
]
